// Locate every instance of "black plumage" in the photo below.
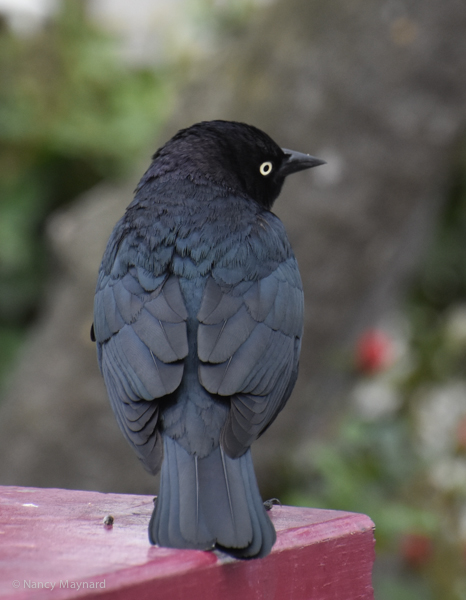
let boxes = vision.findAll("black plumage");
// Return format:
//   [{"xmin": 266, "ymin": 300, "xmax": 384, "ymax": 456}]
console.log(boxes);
[{"xmin": 93, "ymin": 120, "xmax": 324, "ymax": 558}]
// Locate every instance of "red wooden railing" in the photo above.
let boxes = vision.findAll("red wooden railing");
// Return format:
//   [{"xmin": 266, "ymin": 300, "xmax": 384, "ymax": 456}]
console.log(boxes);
[{"xmin": 0, "ymin": 486, "xmax": 374, "ymax": 599}]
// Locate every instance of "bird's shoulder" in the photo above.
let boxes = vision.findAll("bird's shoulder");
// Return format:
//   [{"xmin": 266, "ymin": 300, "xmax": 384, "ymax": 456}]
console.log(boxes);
[{"xmin": 97, "ymin": 179, "xmax": 294, "ymax": 289}]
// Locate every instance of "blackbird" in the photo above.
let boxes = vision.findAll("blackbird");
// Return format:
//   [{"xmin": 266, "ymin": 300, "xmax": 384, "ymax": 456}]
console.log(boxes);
[{"xmin": 92, "ymin": 120, "xmax": 324, "ymax": 558}]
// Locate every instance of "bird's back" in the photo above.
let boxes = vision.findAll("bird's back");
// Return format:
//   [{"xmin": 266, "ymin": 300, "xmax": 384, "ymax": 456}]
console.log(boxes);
[{"xmin": 93, "ymin": 120, "xmax": 323, "ymax": 558}]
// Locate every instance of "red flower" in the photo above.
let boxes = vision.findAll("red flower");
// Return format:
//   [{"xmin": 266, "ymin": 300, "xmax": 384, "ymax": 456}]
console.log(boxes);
[
  {"xmin": 355, "ymin": 329, "xmax": 394, "ymax": 374},
  {"xmin": 400, "ymin": 533, "xmax": 433, "ymax": 569}
]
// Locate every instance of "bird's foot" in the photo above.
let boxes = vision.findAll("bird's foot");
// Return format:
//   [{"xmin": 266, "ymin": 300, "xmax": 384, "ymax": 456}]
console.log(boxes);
[{"xmin": 263, "ymin": 498, "xmax": 281, "ymax": 511}]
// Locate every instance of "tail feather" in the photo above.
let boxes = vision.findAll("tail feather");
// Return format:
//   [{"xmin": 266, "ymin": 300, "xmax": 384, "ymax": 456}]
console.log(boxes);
[
  {"xmin": 149, "ymin": 437, "xmax": 187, "ymax": 549},
  {"xmin": 233, "ymin": 448, "xmax": 277, "ymax": 558},
  {"xmin": 149, "ymin": 435, "xmax": 276, "ymax": 558}
]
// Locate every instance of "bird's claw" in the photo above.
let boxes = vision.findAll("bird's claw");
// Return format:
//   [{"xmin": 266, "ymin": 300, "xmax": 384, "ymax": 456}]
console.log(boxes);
[{"xmin": 263, "ymin": 498, "xmax": 281, "ymax": 511}]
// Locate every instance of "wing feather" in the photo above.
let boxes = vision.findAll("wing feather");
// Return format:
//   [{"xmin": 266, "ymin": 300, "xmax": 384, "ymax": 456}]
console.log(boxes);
[
  {"xmin": 94, "ymin": 270, "xmax": 188, "ymax": 472},
  {"xmin": 198, "ymin": 257, "xmax": 303, "ymax": 458}
]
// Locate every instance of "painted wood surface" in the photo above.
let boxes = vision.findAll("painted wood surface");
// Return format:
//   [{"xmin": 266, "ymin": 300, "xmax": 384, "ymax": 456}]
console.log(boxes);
[{"xmin": 0, "ymin": 486, "xmax": 375, "ymax": 600}]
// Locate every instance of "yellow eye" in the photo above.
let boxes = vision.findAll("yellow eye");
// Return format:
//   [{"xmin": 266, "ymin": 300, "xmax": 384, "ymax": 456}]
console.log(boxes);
[{"xmin": 259, "ymin": 161, "xmax": 273, "ymax": 176}]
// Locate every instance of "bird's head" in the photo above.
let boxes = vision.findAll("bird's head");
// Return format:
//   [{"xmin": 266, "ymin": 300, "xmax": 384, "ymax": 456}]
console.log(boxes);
[{"xmin": 143, "ymin": 120, "xmax": 325, "ymax": 210}]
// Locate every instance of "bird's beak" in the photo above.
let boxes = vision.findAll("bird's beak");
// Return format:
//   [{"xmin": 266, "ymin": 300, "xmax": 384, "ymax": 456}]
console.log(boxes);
[{"xmin": 279, "ymin": 148, "xmax": 326, "ymax": 176}]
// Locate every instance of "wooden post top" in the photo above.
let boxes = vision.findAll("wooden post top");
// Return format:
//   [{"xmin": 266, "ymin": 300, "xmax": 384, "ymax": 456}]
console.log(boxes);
[{"xmin": 0, "ymin": 485, "xmax": 374, "ymax": 600}]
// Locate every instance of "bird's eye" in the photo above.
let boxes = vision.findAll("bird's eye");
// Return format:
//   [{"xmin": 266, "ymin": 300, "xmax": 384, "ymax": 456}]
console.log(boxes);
[{"xmin": 259, "ymin": 161, "xmax": 273, "ymax": 176}]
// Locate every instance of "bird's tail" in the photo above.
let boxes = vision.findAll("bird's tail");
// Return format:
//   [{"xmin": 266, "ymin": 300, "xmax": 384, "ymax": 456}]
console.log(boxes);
[{"xmin": 149, "ymin": 435, "xmax": 276, "ymax": 558}]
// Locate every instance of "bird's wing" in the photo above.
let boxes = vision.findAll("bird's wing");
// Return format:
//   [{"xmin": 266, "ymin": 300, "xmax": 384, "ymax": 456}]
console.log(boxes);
[
  {"xmin": 197, "ymin": 257, "xmax": 303, "ymax": 458},
  {"xmin": 93, "ymin": 266, "xmax": 188, "ymax": 473}
]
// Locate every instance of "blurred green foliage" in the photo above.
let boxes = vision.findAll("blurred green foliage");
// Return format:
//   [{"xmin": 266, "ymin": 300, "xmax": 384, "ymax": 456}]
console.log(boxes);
[
  {"xmin": 285, "ymin": 418, "xmax": 437, "ymax": 549},
  {"xmin": 410, "ymin": 149, "xmax": 466, "ymax": 315},
  {"xmin": 0, "ymin": 0, "xmax": 171, "ymax": 386},
  {"xmin": 283, "ymin": 141, "xmax": 466, "ymax": 600},
  {"xmin": 191, "ymin": 0, "xmax": 260, "ymax": 38}
]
